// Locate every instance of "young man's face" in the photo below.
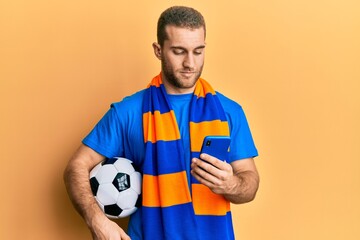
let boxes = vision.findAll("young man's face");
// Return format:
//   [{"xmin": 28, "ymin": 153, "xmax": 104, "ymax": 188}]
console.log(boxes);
[{"xmin": 153, "ymin": 25, "xmax": 206, "ymax": 94}]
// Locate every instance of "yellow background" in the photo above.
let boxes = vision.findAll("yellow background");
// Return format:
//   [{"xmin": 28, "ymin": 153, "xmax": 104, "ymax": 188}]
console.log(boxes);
[{"xmin": 1, "ymin": 0, "xmax": 359, "ymax": 239}]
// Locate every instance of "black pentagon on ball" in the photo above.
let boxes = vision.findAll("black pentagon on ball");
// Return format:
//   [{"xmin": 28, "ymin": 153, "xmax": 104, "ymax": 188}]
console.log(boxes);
[
  {"xmin": 102, "ymin": 157, "xmax": 118, "ymax": 165},
  {"xmin": 104, "ymin": 204, "xmax": 123, "ymax": 216},
  {"xmin": 135, "ymin": 194, "xmax": 142, "ymax": 208},
  {"xmin": 130, "ymin": 162, "xmax": 139, "ymax": 172},
  {"xmin": 90, "ymin": 177, "xmax": 99, "ymax": 195},
  {"xmin": 112, "ymin": 173, "xmax": 131, "ymax": 192}
]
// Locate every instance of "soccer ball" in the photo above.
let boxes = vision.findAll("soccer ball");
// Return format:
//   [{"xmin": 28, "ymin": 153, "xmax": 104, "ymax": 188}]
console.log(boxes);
[{"xmin": 89, "ymin": 157, "xmax": 142, "ymax": 218}]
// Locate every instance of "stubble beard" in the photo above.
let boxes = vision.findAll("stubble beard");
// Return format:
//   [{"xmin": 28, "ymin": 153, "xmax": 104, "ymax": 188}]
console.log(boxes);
[{"xmin": 162, "ymin": 62, "xmax": 204, "ymax": 91}]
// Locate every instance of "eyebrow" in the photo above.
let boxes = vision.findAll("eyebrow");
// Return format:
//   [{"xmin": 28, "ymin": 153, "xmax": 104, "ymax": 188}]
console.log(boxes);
[{"xmin": 170, "ymin": 45, "xmax": 206, "ymax": 51}]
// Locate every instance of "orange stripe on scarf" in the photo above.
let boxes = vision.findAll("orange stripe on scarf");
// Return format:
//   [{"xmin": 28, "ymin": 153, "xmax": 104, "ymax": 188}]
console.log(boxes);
[
  {"xmin": 143, "ymin": 110, "xmax": 180, "ymax": 142},
  {"xmin": 142, "ymin": 171, "xmax": 192, "ymax": 207}
]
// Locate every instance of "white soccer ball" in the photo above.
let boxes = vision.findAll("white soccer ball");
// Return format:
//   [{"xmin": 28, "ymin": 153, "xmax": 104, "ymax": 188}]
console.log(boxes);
[{"xmin": 89, "ymin": 157, "xmax": 142, "ymax": 218}]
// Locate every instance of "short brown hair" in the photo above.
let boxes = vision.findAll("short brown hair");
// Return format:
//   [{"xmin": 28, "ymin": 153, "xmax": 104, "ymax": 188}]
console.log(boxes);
[{"xmin": 157, "ymin": 6, "xmax": 206, "ymax": 47}]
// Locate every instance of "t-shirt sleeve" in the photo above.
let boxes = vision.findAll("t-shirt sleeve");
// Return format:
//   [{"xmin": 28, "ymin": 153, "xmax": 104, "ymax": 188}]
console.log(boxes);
[
  {"xmin": 228, "ymin": 105, "xmax": 258, "ymax": 161},
  {"xmin": 82, "ymin": 104, "xmax": 124, "ymax": 158}
]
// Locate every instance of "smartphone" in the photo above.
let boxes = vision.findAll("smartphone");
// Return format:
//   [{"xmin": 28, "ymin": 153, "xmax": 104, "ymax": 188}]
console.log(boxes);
[{"xmin": 200, "ymin": 136, "xmax": 231, "ymax": 162}]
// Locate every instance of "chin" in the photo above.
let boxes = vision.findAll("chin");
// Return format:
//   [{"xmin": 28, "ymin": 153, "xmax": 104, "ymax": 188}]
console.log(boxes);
[{"xmin": 178, "ymin": 78, "xmax": 198, "ymax": 89}]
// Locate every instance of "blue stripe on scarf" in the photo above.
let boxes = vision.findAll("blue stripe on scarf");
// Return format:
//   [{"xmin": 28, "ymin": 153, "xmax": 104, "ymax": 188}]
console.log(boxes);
[
  {"xmin": 143, "ymin": 141, "xmax": 185, "ymax": 175},
  {"xmin": 142, "ymin": 203, "xmax": 199, "ymax": 240},
  {"xmin": 189, "ymin": 92, "xmax": 228, "ymax": 123},
  {"xmin": 194, "ymin": 212, "xmax": 235, "ymax": 240},
  {"xmin": 143, "ymin": 85, "xmax": 171, "ymax": 114},
  {"xmin": 142, "ymin": 206, "xmax": 234, "ymax": 240}
]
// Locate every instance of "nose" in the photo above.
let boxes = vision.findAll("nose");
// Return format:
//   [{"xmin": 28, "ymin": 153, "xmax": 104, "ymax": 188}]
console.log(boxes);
[{"xmin": 183, "ymin": 53, "xmax": 195, "ymax": 70}]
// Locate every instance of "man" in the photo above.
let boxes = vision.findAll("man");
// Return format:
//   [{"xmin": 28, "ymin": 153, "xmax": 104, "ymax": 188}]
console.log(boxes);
[{"xmin": 64, "ymin": 6, "xmax": 259, "ymax": 240}]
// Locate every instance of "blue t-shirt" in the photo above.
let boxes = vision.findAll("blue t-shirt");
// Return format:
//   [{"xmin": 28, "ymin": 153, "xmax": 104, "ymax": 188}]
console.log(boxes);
[{"xmin": 83, "ymin": 89, "xmax": 258, "ymax": 239}]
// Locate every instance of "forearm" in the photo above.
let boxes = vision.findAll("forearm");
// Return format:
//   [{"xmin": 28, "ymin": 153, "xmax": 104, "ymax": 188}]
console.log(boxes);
[
  {"xmin": 63, "ymin": 146, "xmax": 107, "ymax": 227},
  {"xmin": 64, "ymin": 162, "xmax": 102, "ymax": 225},
  {"xmin": 223, "ymin": 170, "xmax": 259, "ymax": 204}
]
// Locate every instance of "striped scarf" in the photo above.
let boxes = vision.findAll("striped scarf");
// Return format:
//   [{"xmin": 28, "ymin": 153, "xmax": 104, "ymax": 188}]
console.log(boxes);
[{"xmin": 142, "ymin": 73, "xmax": 234, "ymax": 240}]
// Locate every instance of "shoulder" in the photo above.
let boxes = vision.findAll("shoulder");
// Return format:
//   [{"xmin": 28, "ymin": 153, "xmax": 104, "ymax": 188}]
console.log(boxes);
[
  {"xmin": 216, "ymin": 91, "xmax": 244, "ymax": 113},
  {"xmin": 111, "ymin": 89, "xmax": 146, "ymax": 112},
  {"xmin": 216, "ymin": 91, "xmax": 248, "ymax": 130},
  {"xmin": 106, "ymin": 89, "xmax": 146, "ymax": 126}
]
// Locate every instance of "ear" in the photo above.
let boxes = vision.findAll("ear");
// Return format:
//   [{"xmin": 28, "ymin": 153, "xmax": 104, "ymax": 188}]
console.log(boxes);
[{"xmin": 152, "ymin": 42, "xmax": 162, "ymax": 60}]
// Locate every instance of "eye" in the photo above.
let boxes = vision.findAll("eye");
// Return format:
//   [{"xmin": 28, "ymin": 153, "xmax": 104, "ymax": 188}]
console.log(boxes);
[
  {"xmin": 194, "ymin": 48, "xmax": 204, "ymax": 55},
  {"xmin": 173, "ymin": 49, "xmax": 185, "ymax": 55}
]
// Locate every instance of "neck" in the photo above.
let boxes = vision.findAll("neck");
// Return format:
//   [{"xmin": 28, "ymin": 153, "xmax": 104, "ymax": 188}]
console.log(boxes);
[{"xmin": 164, "ymin": 84, "xmax": 195, "ymax": 95}]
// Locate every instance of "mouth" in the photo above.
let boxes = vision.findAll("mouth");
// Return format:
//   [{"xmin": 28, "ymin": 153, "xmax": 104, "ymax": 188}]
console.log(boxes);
[{"xmin": 180, "ymin": 71, "xmax": 196, "ymax": 78}]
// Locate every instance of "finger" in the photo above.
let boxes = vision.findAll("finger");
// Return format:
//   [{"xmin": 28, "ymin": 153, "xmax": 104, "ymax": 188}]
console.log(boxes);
[
  {"xmin": 200, "ymin": 153, "xmax": 226, "ymax": 169},
  {"xmin": 192, "ymin": 157, "xmax": 221, "ymax": 176},
  {"xmin": 193, "ymin": 158, "xmax": 234, "ymax": 185},
  {"xmin": 191, "ymin": 159, "xmax": 221, "ymax": 185},
  {"xmin": 191, "ymin": 168, "xmax": 215, "ymax": 187},
  {"xmin": 199, "ymin": 153, "xmax": 216, "ymax": 164},
  {"xmin": 119, "ymin": 229, "xmax": 131, "ymax": 240}
]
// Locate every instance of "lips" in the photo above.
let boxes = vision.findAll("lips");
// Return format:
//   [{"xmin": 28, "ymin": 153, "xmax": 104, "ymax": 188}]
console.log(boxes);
[{"xmin": 180, "ymin": 71, "xmax": 196, "ymax": 78}]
